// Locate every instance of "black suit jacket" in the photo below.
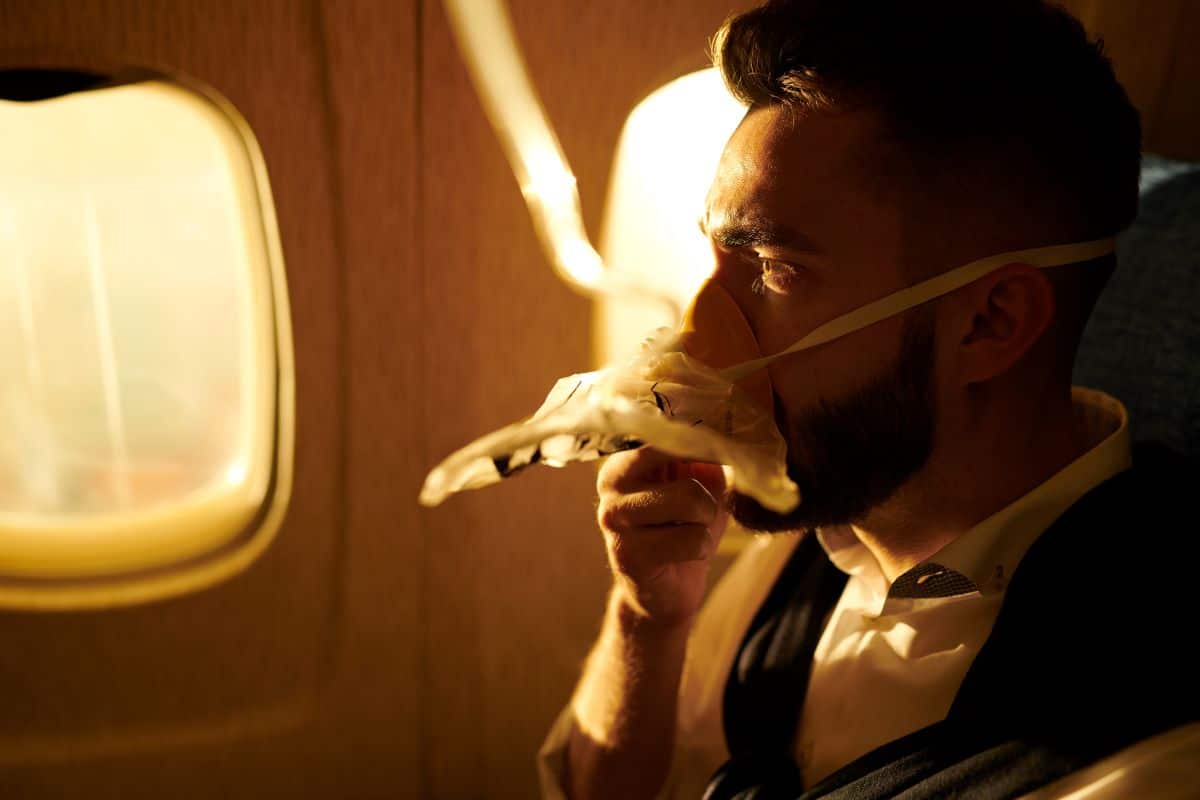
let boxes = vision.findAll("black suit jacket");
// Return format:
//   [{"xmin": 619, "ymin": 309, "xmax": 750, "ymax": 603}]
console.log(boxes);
[{"xmin": 706, "ymin": 442, "xmax": 1200, "ymax": 799}]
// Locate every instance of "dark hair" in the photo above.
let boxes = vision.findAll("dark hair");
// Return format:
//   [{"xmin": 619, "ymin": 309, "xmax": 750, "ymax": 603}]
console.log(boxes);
[{"xmin": 712, "ymin": 0, "xmax": 1142, "ymax": 244}]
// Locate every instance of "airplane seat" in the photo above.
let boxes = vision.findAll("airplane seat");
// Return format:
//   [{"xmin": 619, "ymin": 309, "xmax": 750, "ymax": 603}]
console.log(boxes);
[
  {"xmin": 1030, "ymin": 153, "xmax": 1200, "ymax": 798},
  {"xmin": 1074, "ymin": 152, "xmax": 1200, "ymax": 457}
]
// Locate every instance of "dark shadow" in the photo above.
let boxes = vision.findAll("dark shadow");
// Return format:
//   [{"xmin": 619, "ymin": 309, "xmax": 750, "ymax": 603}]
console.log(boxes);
[
  {"xmin": 1073, "ymin": 154, "xmax": 1200, "ymax": 458},
  {"xmin": 0, "ymin": 67, "xmax": 157, "ymax": 102}
]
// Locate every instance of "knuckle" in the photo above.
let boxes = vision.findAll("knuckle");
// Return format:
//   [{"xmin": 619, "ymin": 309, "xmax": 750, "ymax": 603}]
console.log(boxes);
[
  {"xmin": 598, "ymin": 447, "xmax": 675, "ymax": 493},
  {"xmin": 597, "ymin": 500, "xmax": 623, "ymax": 533},
  {"xmin": 597, "ymin": 449, "xmax": 640, "ymax": 491},
  {"xmin": 595, "ymin": 458, "xmax": 621, "ymax": 492}
]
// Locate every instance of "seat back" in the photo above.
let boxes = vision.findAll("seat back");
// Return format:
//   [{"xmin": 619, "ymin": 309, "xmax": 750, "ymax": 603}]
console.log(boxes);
[{"xmin": 1073, "ymin": 154, "xmax": 1200, "ymax": 458}]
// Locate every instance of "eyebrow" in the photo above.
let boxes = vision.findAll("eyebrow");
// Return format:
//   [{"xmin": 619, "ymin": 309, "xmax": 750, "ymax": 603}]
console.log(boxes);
[{"xmin": 698, "ymin": 214, "xmax": 825, "ymax": 254}]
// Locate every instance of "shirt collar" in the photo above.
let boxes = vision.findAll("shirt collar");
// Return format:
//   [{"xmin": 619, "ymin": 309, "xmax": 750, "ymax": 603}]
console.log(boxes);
[{"xmin": 816, "ymin": 387, "xmax": 1131, "ymax": 614}]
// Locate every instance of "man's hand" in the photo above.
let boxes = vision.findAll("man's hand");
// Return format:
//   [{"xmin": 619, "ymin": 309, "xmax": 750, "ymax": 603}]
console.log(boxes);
[
  {"xmin": 596, "ymin": 447, "xmax": 729, "ymax": 627},
  {"xmin": 563, "ymin": 448, "xmax": 729, "ymax": 800}
]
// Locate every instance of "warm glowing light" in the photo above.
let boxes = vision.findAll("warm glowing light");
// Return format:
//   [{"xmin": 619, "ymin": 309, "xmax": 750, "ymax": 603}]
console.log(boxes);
[
  {"xmin": 0, "ymin": 78, "xmax": 290, "ymax": 598},
  {"xmin": 441, "ymin": 0, "xmax": 674, "ymax": 311},
  {"xmin": 597, "ymin": 68, "xmax": 747, "ymax": 364},
  {"xmin": 224, "ymin": 460, "xmax": 248, "ymax": 487}
]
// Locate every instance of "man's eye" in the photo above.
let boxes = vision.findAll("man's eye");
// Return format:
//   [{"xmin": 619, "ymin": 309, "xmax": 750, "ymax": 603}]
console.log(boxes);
[{"xmin": 750, "ymin": 258, "xmax": 801, "ymax": 295}]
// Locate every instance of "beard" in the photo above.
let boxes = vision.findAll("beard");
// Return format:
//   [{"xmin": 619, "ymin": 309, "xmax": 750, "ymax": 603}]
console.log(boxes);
[{"xmin": 730, "ymin": 309, "xmax": 937, "ymax": 532}]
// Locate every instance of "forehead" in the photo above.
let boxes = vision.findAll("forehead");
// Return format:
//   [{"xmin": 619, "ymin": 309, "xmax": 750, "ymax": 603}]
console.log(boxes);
[{"xmin": 705, "ymin": 105, "xmax": 885, "ymax": 232}]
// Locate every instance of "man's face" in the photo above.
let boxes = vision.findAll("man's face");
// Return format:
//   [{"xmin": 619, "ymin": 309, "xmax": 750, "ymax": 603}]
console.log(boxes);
[{"xmin": 700, "ymin": 105, "xmax": 939, "ymax": 531}]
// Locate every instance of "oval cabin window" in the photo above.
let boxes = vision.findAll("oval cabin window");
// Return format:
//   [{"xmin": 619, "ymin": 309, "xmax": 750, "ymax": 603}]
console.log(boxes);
[{"xmin": 0, "ymin": 69, "xmax": 294, "ymax": 609}]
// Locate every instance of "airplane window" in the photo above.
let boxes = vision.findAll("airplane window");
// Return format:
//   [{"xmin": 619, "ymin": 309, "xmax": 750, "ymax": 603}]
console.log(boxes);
[
  {"xmin": 0, "ymin": 71, "xmax": 294, "ymax": 608},
  {"xmin": 597, "ymin": 68, "xmax": 745, "ymax": 363}
]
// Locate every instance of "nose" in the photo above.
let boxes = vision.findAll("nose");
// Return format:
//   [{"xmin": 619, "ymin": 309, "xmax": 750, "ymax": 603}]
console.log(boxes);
[{"xmin": 678, "ymin": 278, "xmax": 774, "ymax": 413}]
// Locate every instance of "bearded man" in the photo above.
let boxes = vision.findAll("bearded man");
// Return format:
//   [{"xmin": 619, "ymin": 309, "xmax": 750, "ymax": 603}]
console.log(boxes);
[{"xmin": 539, "ymin": 1, "xmax": 1197, "ymax": 797}]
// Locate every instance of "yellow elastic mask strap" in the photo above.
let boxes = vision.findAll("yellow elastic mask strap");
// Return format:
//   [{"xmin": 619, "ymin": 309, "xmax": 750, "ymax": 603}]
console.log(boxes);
[{"xmin": 721, "ymin": 237, "xmax": 1116, "ymax": 383}]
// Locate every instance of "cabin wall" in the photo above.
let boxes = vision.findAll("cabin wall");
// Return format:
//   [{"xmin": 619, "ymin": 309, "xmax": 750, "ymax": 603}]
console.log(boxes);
[
  {"xmin": 0, "ymin": 1, "xmax": 421, "ymax": 797},
  {"xmin": 0, "ymin": 1, "xmax": 1194, "ymax": 798},
  {"xmin": 1061, "ymin": 0, "xmax": 1200, "ymax": 160}
]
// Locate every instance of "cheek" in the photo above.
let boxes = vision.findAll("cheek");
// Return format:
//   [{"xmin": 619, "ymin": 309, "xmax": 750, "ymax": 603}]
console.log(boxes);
[
  {"xmin": 767, "ymin": 349, "xmax": 842, "ymax": 417},
  {"xmin": 766, "ymin": 314, "xmax": 912, "ymax": 410},
  {"xmin": 748, "ymin": 298, "xmax": 814, "ymax": 357}
]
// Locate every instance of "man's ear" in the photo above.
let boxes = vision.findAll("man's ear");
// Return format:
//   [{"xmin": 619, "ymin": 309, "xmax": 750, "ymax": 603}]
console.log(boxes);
[{"xmin": 954, "ymin": 263, "xmax": 1057, "ymax": 385}]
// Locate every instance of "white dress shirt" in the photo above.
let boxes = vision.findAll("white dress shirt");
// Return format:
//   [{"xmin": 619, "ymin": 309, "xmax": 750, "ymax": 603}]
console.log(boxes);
[{"xmin": 539, "ymin": 387, "xmax": 1131, "ymax": 799}]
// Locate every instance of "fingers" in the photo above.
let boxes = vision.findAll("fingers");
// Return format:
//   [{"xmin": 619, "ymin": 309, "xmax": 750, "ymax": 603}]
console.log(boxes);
[
  {"xmin": 597, "ymin": 447, "xmax": 727, "ymax": 494},
  {"xmin": 677, "ymin": 461, "xmax": 727, "ymax": 504},
  {"xmin": 597, "ymin": 474, "xmax": 729, "ymax": 578},
  {"xmin": 607, "ymin": 523, "xmax": 715, "ymax": 577},
  {"xmin": 597, "ymin": 447, "xmax": 680, "ymax": 493},
  {"xmin": 596, "ymin": 447, "xmax": 730, "ymax": 596},
  {"xmin": 598, "ymin": 479, "xmax": 720, "ymax": 531}
]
